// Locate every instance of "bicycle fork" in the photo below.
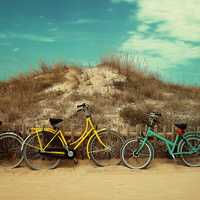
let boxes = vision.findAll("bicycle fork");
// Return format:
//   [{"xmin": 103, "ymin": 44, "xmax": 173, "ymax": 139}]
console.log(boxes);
[{"xmin": 134, "ymin": 138, "xmax": 148, "ymax": 156}]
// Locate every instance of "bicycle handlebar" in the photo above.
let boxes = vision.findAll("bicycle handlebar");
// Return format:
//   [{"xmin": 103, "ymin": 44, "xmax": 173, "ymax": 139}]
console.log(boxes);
[
  {"xmin": 148, "ymin": 112, "xmax": 161, "ymax": 118},
  {"xmin": 76, "ymin": 103, "xmax": 91, "ymax": 117},
  {"xmin": 146, "ymin": 112, "xmax": 162, "ymax": 127},
  {"xmin": 77, "ymin": 103, "xmax": 86, "ymax": 108}
]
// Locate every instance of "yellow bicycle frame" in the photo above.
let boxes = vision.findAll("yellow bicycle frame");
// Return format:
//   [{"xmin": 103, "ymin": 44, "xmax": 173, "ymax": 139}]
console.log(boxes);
[{"xmin": 31, "ymin": 117, "xmax": 107, "ymax": 159}]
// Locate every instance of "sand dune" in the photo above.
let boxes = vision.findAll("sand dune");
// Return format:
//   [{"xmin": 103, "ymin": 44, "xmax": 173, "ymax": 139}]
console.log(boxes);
[{"xmin": 0, "ymin": 159, "xmax": 199, "ymax": 200}]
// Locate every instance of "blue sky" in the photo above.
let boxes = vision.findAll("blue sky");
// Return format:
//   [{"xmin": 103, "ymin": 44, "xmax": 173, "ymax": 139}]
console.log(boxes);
[{"xmin": 0, "ymin": 0, "xmax": 200, "ymax": 86}]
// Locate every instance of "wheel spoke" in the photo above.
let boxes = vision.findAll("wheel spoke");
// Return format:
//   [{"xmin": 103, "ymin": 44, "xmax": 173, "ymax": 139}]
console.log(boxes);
[
  {"xmin": 23, "ymin": 132, "xmax": 62, "ymax": 170},
  {"xmin": 180, "ymin": 136, "xmax": 200, "ymax": 167},
  {"xmin": 121, "ymin": 139, "xmax": 152, "ymax": 169},
  {"xmin": 0, "ymin": 133, "xmax": 23, "ymax": 168},
  {"xmin": 89, "ymin": 131, "xmax": 124, "ymax": 167},
  {"xmin": 90, "ymin": 148, "xmax": 110, "ymax": 154},
  {"xmin": 26, "ymin": 143, "xmax": 41, "ymax": 150}
]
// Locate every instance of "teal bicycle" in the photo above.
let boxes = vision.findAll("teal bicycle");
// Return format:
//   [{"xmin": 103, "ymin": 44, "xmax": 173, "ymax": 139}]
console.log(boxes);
[{"xmin": 121, "ymin": 112, "xmax": 200, "ymax": 169}]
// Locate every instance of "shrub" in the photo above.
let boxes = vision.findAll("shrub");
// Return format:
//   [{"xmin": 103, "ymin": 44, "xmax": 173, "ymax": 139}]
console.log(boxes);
[{"xmin": 120, "ymin": 106, "xmax": 148, "ymax": 126}]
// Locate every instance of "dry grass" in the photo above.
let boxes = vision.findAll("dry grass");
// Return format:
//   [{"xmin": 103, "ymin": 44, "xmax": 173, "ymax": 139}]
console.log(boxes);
[
  {"xmin": 0, "ymin": 63, "xmax": 73, "ymax": 127},
  {"xmin": 0, "ymin": 55, "xmax": 200, "ymax": 136},
  {"xmin": 0, "ymin": 55, "xmax": 200, "ymax": 158},
  {"xmin": 120, "ymin": 107, "xmax": 146, "ymax": 126},
  {"xmin": 100, "ymin": 55, "xmax": 200, "ymax": 100},
  {"xmin": 100, "ymin": 55, "xmax": 165, "ymax": 101},
  {"xmin": 99, "ymin": 55, "xmax": 200, "ymax": 129}
]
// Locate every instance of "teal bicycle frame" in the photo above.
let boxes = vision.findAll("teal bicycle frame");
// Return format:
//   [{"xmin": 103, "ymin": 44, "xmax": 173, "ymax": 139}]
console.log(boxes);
[{"xmin": 136, "ymin": 127, "xmax": 199, "ymax": 158}]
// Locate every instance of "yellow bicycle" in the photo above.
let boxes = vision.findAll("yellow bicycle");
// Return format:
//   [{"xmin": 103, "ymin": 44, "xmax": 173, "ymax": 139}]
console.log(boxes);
[{"xmin": 22, "ymin": 103, "xmax": 124, "ymax": 170}]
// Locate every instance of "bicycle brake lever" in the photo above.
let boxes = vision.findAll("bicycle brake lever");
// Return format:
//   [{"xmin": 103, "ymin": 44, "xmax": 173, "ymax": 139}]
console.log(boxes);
[{"xmin": 77, "ymin": 103, "xmax": 86, "ymax": 108}]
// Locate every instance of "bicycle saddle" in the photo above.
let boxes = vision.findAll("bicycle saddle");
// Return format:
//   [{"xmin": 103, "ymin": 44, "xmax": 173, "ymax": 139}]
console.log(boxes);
[
  {"xmin": 174, "ymin": 123, "xmax": 187, "ymax": 130},
  {"xmin": 49, "ymin": 118, "xmax": 63, "ymax": 127}
]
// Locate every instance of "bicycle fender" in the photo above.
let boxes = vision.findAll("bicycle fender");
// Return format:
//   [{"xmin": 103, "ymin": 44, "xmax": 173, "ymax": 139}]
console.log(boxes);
[
  {"xmin": 183, "ymin": 132, "xmax": 200, "ymax": 138},
  {"xmin": 177, "ymin": 134, "xmax": 200, "ymax": 153},
  {"xmin": 86, "ymin": 128, "xmax": 107, "ymax": 159}
]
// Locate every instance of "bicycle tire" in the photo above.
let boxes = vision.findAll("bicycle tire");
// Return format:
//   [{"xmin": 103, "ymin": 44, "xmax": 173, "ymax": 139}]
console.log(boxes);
[
  {"xmin": 23, "ymin": 131, "xmax": 62, "ymax": 170},
  {"xmin": 89, "ymin": 130, "xmax": 124, "ymax": 167},
  {"xmin": 121, "ymin": 138, "xmax": 153, "ymax": 169},
  {"xmin": 0, "ymin": 132, "xmax": 23, "ymax": 168},
  {"xmin": 179, "ymin": 136, "xmax": 200, "ymax": 167}
]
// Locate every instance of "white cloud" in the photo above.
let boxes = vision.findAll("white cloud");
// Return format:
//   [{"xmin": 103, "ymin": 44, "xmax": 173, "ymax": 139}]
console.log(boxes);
[
  {"xmin": 13, "ymin": 48, "xmax": 20, "ymax": 52},
  {"xmin": 0, "ymin": 32, "xmax": 55, "ymax": 43},
  {"xmin": 137, "ymin": 24, "xmax": 149, "ymax": 33},
  {"xmin": 137, "ymin": 0, "xmax": 200, "ymax": 42},
  {"xmin": 8, "ymin": 33, "xmax": 56, "ymax": 43},
  {"xmin": 111, "ymin": 0, "xmax": 136, "ymax": 3},
  {"xmin": 65, "ymin": 18, "xmax": 105, "ymax": 25},
  {"xmin": 121, "ymin": 34, "xmax": 200, "ymax": 69},
  {"xmin": 20, "ymin": 34, "xmax": 55, "ymax": 42},
  {"xmin": 48, "ymin": 27, "xmax": 58, "ymax": 32},
  {"xmin": 47, "ymin": 22, "xmax": 54, "ymax": 25},
  {"xmin": 73, "ymin": 18, "xmax": 98, "ymax": 24},
  {"xmin": 117, "ymin": 0, "xmax": 200, "ymax": 69}
]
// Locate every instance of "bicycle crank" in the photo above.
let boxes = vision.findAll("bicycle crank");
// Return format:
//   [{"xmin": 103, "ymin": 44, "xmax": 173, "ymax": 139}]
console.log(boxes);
[{"xmin": 64, "ymin": 149, "xmax": 76, "ymax": 159}]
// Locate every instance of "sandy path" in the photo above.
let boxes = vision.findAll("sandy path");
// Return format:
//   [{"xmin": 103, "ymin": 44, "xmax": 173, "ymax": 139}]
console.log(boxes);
[{"xmin": 0, "ymin": 159, "xmax": 199, "ymax": 200}]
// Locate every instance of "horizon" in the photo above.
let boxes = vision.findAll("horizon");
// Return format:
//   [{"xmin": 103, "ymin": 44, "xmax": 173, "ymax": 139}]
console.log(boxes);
[{"xmin": 0, "ymin": 0, "xmax": 200, "ymax": 86}]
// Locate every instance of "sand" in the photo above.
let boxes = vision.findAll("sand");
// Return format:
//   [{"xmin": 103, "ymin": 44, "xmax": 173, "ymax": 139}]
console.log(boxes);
[{"xmin": 0, "ymin": 159, "xmax": 199, "ymax": 200}]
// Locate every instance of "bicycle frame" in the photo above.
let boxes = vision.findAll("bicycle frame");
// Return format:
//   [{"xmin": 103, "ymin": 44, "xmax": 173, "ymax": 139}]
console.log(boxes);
[
  {"xmin": 30, "ymin": 117, "xmax": 107, "ymax": 159},
  {"xmin": 137, "ymin": 127, "xmax": 198, "ymax": 157}
]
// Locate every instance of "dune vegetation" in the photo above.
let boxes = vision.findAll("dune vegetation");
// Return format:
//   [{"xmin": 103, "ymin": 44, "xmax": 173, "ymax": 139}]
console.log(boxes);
[{"xmin": 0, "ymin": 55, "xmax": 200, "ymax": 139}]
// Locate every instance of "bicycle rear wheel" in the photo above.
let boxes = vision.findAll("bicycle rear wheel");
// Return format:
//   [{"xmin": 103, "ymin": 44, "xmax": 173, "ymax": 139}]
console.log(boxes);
[
  {"xmin": 89, "ymin": 130, "xmax": 124, "ymax": 167},
  {"xmin": 121, "ymin": 138, "xmax": 152, "ymax": 169},
  {"xmin": 179, "ymin": 136, "xmax": 200, "ymax": 167},
  {"xmin": 23, "ymin": 131, "xmax": 62, "ymax": 170},
  {"xmin": 0, "ymin": 132, "xmax": 23, "ymax": 168}
]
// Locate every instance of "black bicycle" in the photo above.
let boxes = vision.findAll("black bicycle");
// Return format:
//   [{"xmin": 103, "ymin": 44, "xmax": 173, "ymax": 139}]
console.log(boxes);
[{"xmin": 0, "ymin": 121, "xmax": 24, "ymax": 168}]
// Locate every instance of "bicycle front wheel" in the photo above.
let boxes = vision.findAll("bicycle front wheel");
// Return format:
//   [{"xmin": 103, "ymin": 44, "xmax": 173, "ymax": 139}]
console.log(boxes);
[
  {"xmin": 89, "ymin": 130, "xmax": 124, "ymax": 167},
  {"xmin": 121, "ymin": 139, "xmax": 152, "ymax": 169},
  {"xmin": 179, "ymin": 136, "xmax": 200, "ymax": 167},
  {"xmin": 23, "ymin": 132, "xmax": 62, "ymax": 170},
  {"xmin": 0, "ymin": 132, "xmax": 23, "ymax": 168}
]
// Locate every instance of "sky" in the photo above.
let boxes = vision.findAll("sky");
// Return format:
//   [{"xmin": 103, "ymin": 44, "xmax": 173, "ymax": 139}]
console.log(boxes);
[{"xmin": 0, "ymin": 0, "xmax": 200, "ymax": 86}]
